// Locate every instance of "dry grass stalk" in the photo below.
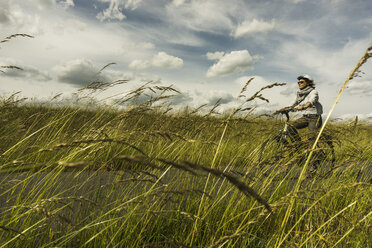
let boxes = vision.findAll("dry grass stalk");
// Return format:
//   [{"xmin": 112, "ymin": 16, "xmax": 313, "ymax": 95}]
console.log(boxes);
[
  {"xmin": 144, "ymin": 94, "xmax": 177, "ymax": 106},
  {"xmin": 156, "ymin": 158, "xmax": 272, "ymax": 212},
  {"xmin": 154, "ymin": 85, "xmax": 181, "ymax": 94},
  {"xmin": 238, "ymin": 77, "xmax": 255, "ymax": 97},
  {"xmin": 0, "ymin": 91, "xmax": 28, "ymax": 108},
  {"xmin": 190, "ymin": 104, "xmax": 207, "ymax": 114},
  {"xmin": 162, "ymin": 105, "xmax": 173, "ymax": 115},
  {"xmin": 128, "ymin": 130, "xmax": 197, "ymax": 143},
  {"xmin": 1, "ymin": 65, "xmax": 23, "ymax": 73},
  {"xmin": 0, "ymin": 65, "xmax": 23, "ymax": 73},
  {"xmin": 164, "ymin": 189, "xmax": 212, "ymax": 198},
  {"xmin": 58, "ymin": 161, "xmax": 93, "ymax": 168},
  {"xmin": 49, "ymin": 138, "xmax": 148, "ymax": 157},
  {"xmin": 245, "ymin": 82, "xmax": 286, "ymax": 103},
  {"xmin": 207, "ymin": 232, "xmax": 248, "ymax": 248},
  {"xmin": 0, "ymin": 34, "xmax": 34, "ymax": 43},
  {"xmin": 50, "ymin": 93, "xmax": 63, "ymax": 101},
  {"xmin": 205, "ymin": 98, "xmax": 221, "ymax": 117},
  {"xmin": 79, "ymin": 79, "xmax": 128, "ymax": 92},
  {"xmin": 0, "ymin": 225, "xmax": 24, "ymax": 236},
  {"xmin": 116, "ymin": 155, "xmax": 166, "ymax": 172},
  {"xmin": 114, "ymin": 82, "xmax": 152, "ymax": 105},
  {"xmin": 97, "ymin": 62, "xmax": 116, "ymax": 73},
  {"xmin": 143, "ymin": 240, "xmax": 192, "ymax": 248}
]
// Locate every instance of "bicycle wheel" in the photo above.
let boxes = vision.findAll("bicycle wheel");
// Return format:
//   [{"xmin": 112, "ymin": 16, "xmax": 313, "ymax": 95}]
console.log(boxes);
[
  {"xmin": 258, "ymin": 133, "xmax": 297, "ymax": 164},
  {"xmin": 313, "ymin": 135, "xmax": 336, "ymax": 165}
]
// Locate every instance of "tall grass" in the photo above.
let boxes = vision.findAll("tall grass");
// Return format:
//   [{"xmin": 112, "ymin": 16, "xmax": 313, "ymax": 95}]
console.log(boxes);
[
  {"xmin": 0, "ymin": 85, "xmax": 370, "ymax": 247},
  {"xmin": 0, "ymin": 36, "xmax": 371, "ymax": 247}
]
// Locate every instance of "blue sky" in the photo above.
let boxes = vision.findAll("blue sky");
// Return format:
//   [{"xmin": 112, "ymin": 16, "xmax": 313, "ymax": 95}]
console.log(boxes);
[{"xmin": 0, "ymin": 0, "xmax": 371, "ymax": 119}]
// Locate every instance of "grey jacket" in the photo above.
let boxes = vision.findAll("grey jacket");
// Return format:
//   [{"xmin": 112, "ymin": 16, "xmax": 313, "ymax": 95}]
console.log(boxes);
[{"xmin": 290, "ymin": 89, "xmax": 323, "ymax": 116}]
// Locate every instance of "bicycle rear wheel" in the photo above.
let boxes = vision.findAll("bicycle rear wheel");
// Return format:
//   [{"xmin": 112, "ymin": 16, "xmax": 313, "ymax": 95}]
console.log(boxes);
[{"xmin": 312, "ymin": 135, "xmax": 336, "ymax": 165}]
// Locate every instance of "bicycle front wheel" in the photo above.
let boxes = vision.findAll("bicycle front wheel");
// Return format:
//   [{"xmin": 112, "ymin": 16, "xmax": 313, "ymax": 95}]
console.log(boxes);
[{"xmin": 258, "ymin": 134, "xmax": 296, "ymax": 164}]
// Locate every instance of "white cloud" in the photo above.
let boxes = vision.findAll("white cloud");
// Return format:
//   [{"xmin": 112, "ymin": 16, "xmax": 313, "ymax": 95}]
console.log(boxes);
[
  {"xmin": 123, "ymin": 41, "xmax": 154, "ymax": 50},
  {"xmin": 206, "ymin": 51, "xmax": 225, "ymax": 60},
  {"xmin": 271, "ymin": 38, "xmax": 372, "ymax": 85},
  {"xmin": 28, "ymin": 0, "xmax": 74, "ymax": 9},
  {"xmin": 60, "ymin": 0, "xmax": 74, "ymax": 9},
  {"xmin": 124, "ymin": 0, "xmax": 143, "ymax": 10},
  {"xmin": 1, "ymin": 66, "xmax": 51, "ymax": 81},
  {"xmin": 206, "ymin": 50, "xmax": 255, "ymax": 78},
  {"xmin": 0, "ymin": 57, "xmax": 51, "ymax": 81},
  {"xmin": 129, "ymin": 59, "xmax": 151, "ymax": 70},
  {"xmin": 165, "ymin": 0, "xmax": 237, "ymax": 34},
  {"xmin": 129, "ymin": 52, "xmax": 184, "ymax": 70},
  {"xmin": 96, "ymin": 0, "xmax": 144, "ymax": 21},
  {"xmin": 152, "ymin": 52, "xmax": 183, "ymax": 69},
  {"xmin": 233, "ymin": 19, "xmax": 276, "ymax": 38},
  {"xmin": 0, "ymin": 1, "xmax": 41, "ymax": 34},
  {"xmin": 346, "ymin": 79, "xmax": 372, "ymax": 96},
  {"xmin": 171, "ymin": 0, "xmax": 185, "ymax": 7},
  {"xmin": 337, "ymin": 112, "xmax": 372, "ymax": 121},
  {"xmin": 97, "ymin": 0, "xmax": 126, "ymax": 21},
  {"xmin": 31, "ymin": 0, "xmax": 56, "ymax": 9}
]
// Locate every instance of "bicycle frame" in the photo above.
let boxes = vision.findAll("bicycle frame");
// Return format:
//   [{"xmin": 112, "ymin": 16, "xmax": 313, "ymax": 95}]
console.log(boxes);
[{"xmin": 277, "ymin": 110, "xmax": 299, "ymax": 144}]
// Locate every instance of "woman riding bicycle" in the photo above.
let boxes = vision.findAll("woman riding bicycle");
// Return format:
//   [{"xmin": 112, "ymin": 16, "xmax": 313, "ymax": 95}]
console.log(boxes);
[{"xmin": 274, "ymin": 75, "xmax": 323, "ymax": 141}]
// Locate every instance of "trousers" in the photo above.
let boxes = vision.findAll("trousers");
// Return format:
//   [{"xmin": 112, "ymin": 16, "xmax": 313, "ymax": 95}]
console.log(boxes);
[{"xmin": 288, "ymin": 115, "xmax": 322, "ymax": 141}]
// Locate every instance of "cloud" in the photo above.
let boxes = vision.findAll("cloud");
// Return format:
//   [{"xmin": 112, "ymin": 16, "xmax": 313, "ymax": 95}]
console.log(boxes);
[
  {"xmin": 169, "ymin": 92, "xmax": 193, "ymax": 105},
  {"xmin": 346, "ymin": 79, "xmax": 372, "ymax": 96},
  {"xmin": 96, "ymin": 0, "xmax": 143, "ymax": 21},
  {"xmin": 0, "ymin": 1, "xmax": 11, "ymax": 25},
  {"xmin": 128, "ymin": 59, "xmax": 151, "ymax": 70},
  {"xmin": 172, "ymin": 0, "xmax": 185, "ymax": 7},
  {"xmin": 280, "ymin": 82, "xmax": 298, "ymax": 96},
  {"xmin": 165, "ymin": 0, "xmax": 237, "ymax": 34},
  {"xmin": 59, "ymin": 0, "xmax": 74, "ymax": 9},
  {"xmin": 31, "ymin": 0, "xmax": 56, "ymax": 9},
  {"xmin": 337, "ymin": 112, "xmax": 372, "ymax": 121},
  {"xmin": 28, "ymin": 0, "xmax": 74, "ymax": 9},
  {"xmin": 233, "ymin": 19, "xmax": 276, "ymax": 38},
  {"xmin": 96, "ymin": 0, "xmax": 126, "ymax": 21},
  {"xmin": 122, "ymin": 41, "xmax": 155, "ymax": 50},
  {"xmin": 0, "ymin": 1, "xmax": 41, "ymax": 33},
  {"xmin": 1, "ymin": 65, "xmax": 51, "ymax": 81},
  {"xmin": 53, "ymin": 58, "xmax": 123, "ymax": 86},
  {"xmin": 124, "ymin": 0, "xmax": 143, "ymax": 10},
  {"xmin": 129, "ymin": 52, "xmax": 184, "ymax": 70},
  {"xmin": 206, "ymin": 93, "xmax": 235, "ymax": 106},
  {"xmin": 152, "ymin": 52, "xmax": 183, "ymax": 69},
  {"xmin": 206, "ymin": 50, "xmax": 255, "ymax": 78},
  {"xmin": 206, "ymin": 51, "xmax": 225, "ymax": 60}
]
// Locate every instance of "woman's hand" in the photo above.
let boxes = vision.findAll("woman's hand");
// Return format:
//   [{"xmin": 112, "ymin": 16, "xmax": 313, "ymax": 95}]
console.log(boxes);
[
  {"xmin": 274, "ymin": 107, "xmax": 289, "ymax": 114},
  {"xmin": 297, "ymin": 102, "xmax": 311, "ymax": 111}
]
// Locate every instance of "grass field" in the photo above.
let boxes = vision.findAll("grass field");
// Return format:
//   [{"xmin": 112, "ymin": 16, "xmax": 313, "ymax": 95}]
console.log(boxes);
[{"xmin": 0, "ymin": 87, "xmax": 371, "ymax": 247}]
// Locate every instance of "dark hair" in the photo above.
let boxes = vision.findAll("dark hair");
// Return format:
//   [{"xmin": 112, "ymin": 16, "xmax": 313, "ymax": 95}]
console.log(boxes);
[{"xmin": 297, "ymin": 75, "xmax": 315, "ymax": 88}]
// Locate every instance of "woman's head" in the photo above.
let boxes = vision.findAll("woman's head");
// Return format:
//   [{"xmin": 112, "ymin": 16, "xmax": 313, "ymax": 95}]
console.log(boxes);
[{"xmin": 297, "ymin": 75, "xmax": 315, "ymax": 89}]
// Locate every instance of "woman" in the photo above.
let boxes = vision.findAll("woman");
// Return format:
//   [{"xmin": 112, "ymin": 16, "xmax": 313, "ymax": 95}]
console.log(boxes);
[{"xmin": 274, "ymin": 75, "xmax": 323, "ymax": 140}]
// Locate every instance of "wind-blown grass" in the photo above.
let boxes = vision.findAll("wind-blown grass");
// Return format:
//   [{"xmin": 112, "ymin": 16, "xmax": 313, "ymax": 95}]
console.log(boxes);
[
  {"xmin": 0, "ymin": 92, "xmax": 370, "ymax": 247},
  {"xmin": 0, "ymin": 36, "xmax": 371, "ymax": 247}
]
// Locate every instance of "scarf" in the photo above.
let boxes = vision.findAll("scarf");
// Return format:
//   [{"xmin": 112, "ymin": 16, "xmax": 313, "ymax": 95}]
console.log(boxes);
[{"xmin": 293, "ymin": 86, "xmax": 314, "ymax": 106}]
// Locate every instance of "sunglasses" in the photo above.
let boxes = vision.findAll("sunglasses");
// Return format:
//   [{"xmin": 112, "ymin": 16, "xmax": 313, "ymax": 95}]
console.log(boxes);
[{"xmin": 298, "ymin": 80, "xmax": 307, "ymax": 84}]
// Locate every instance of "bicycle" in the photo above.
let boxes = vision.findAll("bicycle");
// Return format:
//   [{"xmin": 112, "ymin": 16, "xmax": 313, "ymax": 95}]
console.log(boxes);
[{"xmin": 258, "ymin": 109, "xmax": 335, "ymax": 171}]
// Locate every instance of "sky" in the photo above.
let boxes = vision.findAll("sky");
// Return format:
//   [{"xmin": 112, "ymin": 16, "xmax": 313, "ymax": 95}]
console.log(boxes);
[{"xmin": 0, "ymin": 0, "xmax": 371, "ymax": 120}]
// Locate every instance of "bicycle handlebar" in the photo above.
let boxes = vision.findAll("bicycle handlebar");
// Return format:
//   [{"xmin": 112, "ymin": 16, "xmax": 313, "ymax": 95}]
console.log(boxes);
[{"xmin": 274, "ymin": 108, "xmax": 296, "ymax": 121}]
